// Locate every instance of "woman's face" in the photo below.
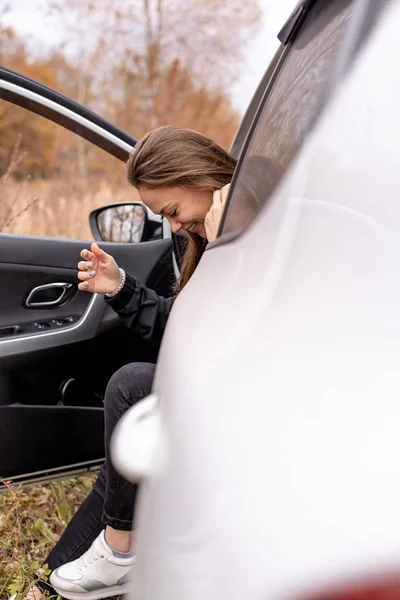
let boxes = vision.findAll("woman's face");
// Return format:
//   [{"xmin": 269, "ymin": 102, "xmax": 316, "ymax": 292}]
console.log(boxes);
[{"xmin": 138, "ymin": 186, "xmax": 213, "ymax": 239}]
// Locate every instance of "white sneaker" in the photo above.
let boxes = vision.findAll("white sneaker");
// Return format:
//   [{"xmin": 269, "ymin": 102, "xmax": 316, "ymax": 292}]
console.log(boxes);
[{"xmin": 49, "ymin": 530, "xmax": 135, "ymax": 600}]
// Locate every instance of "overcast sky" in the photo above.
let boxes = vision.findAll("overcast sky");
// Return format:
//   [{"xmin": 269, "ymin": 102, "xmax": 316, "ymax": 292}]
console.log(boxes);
[
  {"xmin": 232, "ymin": 0, "xmax": 297, "ymax": 112},
  {"xmin": 3, "ymin": 0, "xmax": 297, "ymax": 114}
]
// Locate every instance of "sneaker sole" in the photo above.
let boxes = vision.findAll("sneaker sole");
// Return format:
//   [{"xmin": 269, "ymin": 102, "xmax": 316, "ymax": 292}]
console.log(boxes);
[{"xmin": 50, "ymin": 581, "xmax": 130, "ymax": 600}]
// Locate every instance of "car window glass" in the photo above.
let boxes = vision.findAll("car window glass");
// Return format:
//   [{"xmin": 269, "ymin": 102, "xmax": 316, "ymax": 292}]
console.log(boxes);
[
  {"xmin": 221, "ymin": 0, "xmax": 353, "ymax": 237},
  {"xmin": 0, "ymin": 101, "xmax": 137, "ymax": 239}
]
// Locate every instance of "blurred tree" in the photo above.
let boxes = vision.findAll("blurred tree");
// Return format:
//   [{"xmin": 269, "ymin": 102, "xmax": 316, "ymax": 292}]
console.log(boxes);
[
  {"xmin": 0, "ymin": 0, "xmax": 261, "ymax": 180},
  {"xmin": 109, "ymin": 58, "xmax": 241, "ymax": 149},
  {"xmin": 44, "ymin": 0, "xmax": 261, "ymax": 147},
  {"xmin": 0, "ymin": 18, "xmax": 58, "ymax": 178}
]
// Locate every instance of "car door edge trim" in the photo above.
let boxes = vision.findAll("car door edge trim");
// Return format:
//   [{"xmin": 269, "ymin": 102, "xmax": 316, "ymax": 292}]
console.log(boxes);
[
  {"xmin": 0, "ymin": 457, "xmax": 104, "ymax": 492},
  {"xmin": 216, "ymin": 43, "xmax": 291, "ymax": 240},
  {"xmin": 216, "ymin": 0, "xmax": 355, "ymax": 246},
  {"xmin": 0, "ymin": 66, "xmax": 137, "ymax": 147},
  {"xmin": 0, "ymin": 79, "xmax": 134, "ymax": 156}
]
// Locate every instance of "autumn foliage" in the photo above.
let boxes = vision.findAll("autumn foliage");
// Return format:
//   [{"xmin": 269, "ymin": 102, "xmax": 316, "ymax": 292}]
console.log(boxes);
[{"xmin": 0, "ymin": 0, "xmax": 261, "ymax": 236}]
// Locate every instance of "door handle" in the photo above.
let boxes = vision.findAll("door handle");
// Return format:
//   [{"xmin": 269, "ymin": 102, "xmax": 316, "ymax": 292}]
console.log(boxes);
[{"xmin": 25, "ymin": 282, "xmax": 74, "ymax": 307}]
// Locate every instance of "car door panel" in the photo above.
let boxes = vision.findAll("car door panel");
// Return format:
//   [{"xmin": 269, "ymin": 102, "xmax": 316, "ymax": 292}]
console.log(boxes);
[
  {"xmin": 0, "ymin": 233, "xmax": 174, "ymax": 481},
  {"xmin": 0, "ymin": 261, "xmax": 91, "ymax": 331},
  {"xmin": 0, "ymin": 405, "xmax": 104, "ymax": 482},
  {"xmin": 0, "ymin": 233, "xmax": 173, "ymax": 353},
  {"xmin": 0, "ymin": 68, "xmax": 177, "ymax": 484}
]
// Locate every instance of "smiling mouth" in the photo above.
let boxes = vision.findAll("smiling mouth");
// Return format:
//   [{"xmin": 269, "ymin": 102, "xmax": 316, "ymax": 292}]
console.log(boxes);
[{"xmin": 187, "ymin": 222, "xmax": 197, "ymax": 233}]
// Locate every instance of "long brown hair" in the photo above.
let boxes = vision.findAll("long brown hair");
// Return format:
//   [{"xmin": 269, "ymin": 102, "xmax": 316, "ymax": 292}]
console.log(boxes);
[{"xmin": 127, "ymin": 126, "xmax": 237, "ymax": 292}]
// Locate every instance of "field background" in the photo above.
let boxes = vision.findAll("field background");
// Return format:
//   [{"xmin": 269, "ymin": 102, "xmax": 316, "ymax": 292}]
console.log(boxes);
[
  {"xmin": 1, "ymin": 177, "xmax": 140, "ymax": 240},
  {"xmin": 0, "ymin": 477, "xmax": 96, "ymax": 599}
]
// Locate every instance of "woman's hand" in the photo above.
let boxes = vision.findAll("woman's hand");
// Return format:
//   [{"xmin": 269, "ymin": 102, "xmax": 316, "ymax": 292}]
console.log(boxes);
[
  {"xmin": 205, "ymin": 184, "xmax": 231, "ymax": 242},
  {"xmin": 77, "ymin": 242, "xmax": 121, "ymax": 294}
]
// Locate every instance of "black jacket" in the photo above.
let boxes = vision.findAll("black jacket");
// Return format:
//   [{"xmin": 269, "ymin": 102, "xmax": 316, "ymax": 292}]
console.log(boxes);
[{"xmin": 105, "ymin": 273, "xmax": 174, "ymax": 349}]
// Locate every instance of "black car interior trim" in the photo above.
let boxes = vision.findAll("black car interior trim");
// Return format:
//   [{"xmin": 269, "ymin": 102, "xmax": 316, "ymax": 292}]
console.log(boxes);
[
  {"xmin": 278, "ymin": 1, "xmax": 318, "ymax": 44},
  {"xmin": 0, "ymin": 236, "xmax": 173, "ymax": 357},
  {"xmin": 0, "ymin": 65, "xmax": 136, "ymax": 148},
  {"xmin": 0, "ymin": 79, "xmax": 132, "ymax": 161}
]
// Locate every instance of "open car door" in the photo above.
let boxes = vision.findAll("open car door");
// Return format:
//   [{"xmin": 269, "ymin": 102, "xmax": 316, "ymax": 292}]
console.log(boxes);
[{"xmin": 0, "ymin": 67, "xmax": 176, "ymax": 487}]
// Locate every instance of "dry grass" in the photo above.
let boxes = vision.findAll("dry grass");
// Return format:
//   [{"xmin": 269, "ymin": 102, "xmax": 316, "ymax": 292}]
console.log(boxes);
[
  {"xmin": 0, "ymin": 136, "xmax": 139, "ymax": 239},
  {"xmin": 0, "ymin": 178, "xmax": 140, "ymax": 240},
  {"xmin": 0, "ymin": 477, "xmax": 95, "ymax": 599},
  {"xmin": 0, "ymin": 162, "xmax": 132, "ymax": 599}
]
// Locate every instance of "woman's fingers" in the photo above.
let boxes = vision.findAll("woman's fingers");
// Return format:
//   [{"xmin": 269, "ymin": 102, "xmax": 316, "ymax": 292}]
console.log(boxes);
[
  {"xmin": 206, "ymin": 186, "xmax": 231, "ymax": 243},
  {"xmin": 77, "ymin": 260, "xmax": 94, "ymax": 271},
  {"xmin": 91, "ymin": 242, "xmax": 110, "ymax": 262},
  {"xmin": 212, "ymin": 184, "xmax": 230, "ymax": 206},
  {"xmin": 78, "ymin": 280, "xmax": 93, "ymax": 292},
  {"xmin": 80, "ymin": 248, "xmax": 95, "ymax": 261},
  {"xmin": 78, "ymin": 247, "xmax": 98, "ymax": 292},
  {"xmin": 220, "ymin": 183, "xmax": 231, "ymax": 203},
  {"xmin": 213, "ymin": 189, "xmax": 222, "ymax": 204},
  {"xmin": 77, "ymin": 270, "xmax": 95, "ymax": 281}
]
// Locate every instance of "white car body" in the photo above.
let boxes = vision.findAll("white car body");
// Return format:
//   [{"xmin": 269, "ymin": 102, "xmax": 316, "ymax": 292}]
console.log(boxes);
[{"xmin": 113, "ymin": 1, "xmax": 400, "ymax": 598}]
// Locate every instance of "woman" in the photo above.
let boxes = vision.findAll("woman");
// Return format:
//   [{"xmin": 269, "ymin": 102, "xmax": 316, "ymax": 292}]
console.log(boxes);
[{"xmin": 17, "ymin": 126, "xmax": 236, "ymax": 600}]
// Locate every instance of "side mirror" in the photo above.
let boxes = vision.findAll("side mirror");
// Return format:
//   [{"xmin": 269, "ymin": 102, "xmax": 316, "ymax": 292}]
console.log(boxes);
[{"xmin": 89, "ymin": 202, "xmax": 162, "ymax": 243}]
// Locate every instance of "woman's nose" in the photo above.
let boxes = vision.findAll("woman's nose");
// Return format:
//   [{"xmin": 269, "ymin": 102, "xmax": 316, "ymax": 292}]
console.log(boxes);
[{"xmin": 170, "ymin": 221, "xmax": 182, "ymax": 233}]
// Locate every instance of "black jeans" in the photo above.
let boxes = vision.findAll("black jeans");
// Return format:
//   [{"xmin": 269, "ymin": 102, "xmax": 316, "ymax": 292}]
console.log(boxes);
[{"xmin": 45, "ymin": 362, "xmax": 155, "ymax": 572}]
